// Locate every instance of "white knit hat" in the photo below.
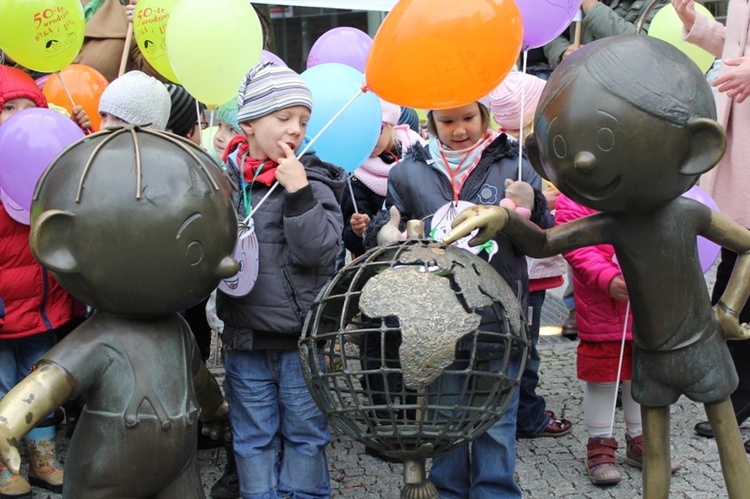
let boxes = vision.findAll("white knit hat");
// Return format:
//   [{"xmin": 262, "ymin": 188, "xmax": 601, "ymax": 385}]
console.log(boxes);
[
  {"xmin": 237, "ymin": 62, "xmax": 312, "ymax": 123},
  {"xmin": 380, "ymin": 99, "xmax": 401, "ymax": 126},
  {"xmin": 98, "ymin": 71, "xmax": 171, "ymax": 130}
]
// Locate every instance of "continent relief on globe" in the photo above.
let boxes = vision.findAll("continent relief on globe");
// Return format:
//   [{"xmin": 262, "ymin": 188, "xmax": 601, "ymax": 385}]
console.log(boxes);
[{"xmin": 359, "ymin": 245, "xmax": 522, "ymax": 390}]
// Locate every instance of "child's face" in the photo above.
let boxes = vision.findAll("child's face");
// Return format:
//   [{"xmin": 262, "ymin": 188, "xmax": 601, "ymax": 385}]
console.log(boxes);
[
  {"xmin": 532, "ymin": 77, "xmax": 694, "ymax": 214},
  {"xmin": 241, "ymin": 106, "xmax": 310, "ymax": 161},
  {"xmin": 214, "ymin": 120, "xmax": 238, "ymax": 160},
  {"xmin": 432, "ymin": 103, "xmax": 485, "ymax": 151},
  {"xmin": 99, "ymin": 111, "xmax": 129, "ymax": 129},
  {"xmin": 0, "ymin": 98, "xmax": 36, "ymax": 126},
  {"xmin": 371, "ymin": 123, "xmax": 394, "ymax": 158}
]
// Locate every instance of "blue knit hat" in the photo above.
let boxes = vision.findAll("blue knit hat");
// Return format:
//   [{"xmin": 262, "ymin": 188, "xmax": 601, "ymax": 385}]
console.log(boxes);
[
  {"xmin": 236, "ymin": 62, "xmax": 312, "ymax": 123},
  {"xmin": 216, "ymin": 99, "xmax": 241, "ymax": 134}
]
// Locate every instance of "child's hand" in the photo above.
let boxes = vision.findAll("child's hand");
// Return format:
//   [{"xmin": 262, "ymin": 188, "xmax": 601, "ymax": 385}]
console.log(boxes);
[
  {"xmin": 715, "ymin": 302, "xmax": 750, "ymax": 340},
  {"xmin": 275, "ymin": 141, "xmax": 308, "ymax": 193},
  {"xmin": 71, "ymin": 105, "xmax": 93, "ymax": 133},
  {"xmin": 350, "ymin": 213, "xmax": 370, "ymax": 237},
  {"xmin": 608, "ymin": 275, "xmax": 629, "ymax": 302},
  {"xmin": 126, "ymin": 0, "xmax": 138, "ymax": 23}
]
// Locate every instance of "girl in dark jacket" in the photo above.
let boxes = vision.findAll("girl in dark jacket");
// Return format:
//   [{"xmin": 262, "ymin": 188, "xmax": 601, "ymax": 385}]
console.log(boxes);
[{"xmin": 384, "ymin": 100, "xmax": 553, "ymax": 498}]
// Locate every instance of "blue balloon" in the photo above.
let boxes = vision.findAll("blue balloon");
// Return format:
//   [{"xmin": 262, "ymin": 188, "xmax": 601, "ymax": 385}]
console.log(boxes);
[{"xmin": 301, "ymin": 63, "xmax": 381, "ymax": 172}]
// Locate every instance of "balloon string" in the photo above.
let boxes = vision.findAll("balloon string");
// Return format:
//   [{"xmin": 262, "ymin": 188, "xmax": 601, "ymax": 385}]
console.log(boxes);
[
  {"xmin": 347, "ymin": 176, "xmax": 359, "ymax": 214},
  {"xmin": 609, "ymin": 299, "xmax": 630, "ymax": 436},
  {"xmin": 518, "ymin": 49, "xmax": 528, "ymax": 181},
  {"xmin": 243, "ymin": 86, "xmax": 367, "ymax": 225},
  {"xmin": 55, "ymin": 71, "xmax": 77, "ymax": 109}
]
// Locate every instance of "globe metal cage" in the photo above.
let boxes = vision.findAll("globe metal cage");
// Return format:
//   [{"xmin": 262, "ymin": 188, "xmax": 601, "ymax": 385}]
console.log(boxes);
[{"xmin": 299, "ymin": 240, "xmax": 529, "ymax": 498}]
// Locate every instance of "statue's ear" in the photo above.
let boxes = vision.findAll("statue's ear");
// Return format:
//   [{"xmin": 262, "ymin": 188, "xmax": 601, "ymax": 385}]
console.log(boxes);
[
  {"xmin": 524, "ymin": 135, "xmax": 549, "ymax": 181},
  {"xmin": 679, "ymin": 117, "xmax": 726, "ymax": 176},
  {"xmin": 30, "ymin": 210, "xmax": 79, "ymax": 273}
]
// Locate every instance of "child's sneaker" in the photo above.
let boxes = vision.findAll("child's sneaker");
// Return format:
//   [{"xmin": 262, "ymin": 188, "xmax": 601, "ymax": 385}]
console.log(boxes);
[
  {"xmin": 586, "ymin": 436, "xmax": 621, "ymax": 486},
  {"xmin": 625, "ymin": 433, "xmax": 681, "ymax": 473}
]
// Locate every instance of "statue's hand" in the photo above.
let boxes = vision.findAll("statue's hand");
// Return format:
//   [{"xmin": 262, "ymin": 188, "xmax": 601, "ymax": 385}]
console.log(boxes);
[
  {"xmin": 0, "ymin": 426, "xmax": 21, "ymax": 474},
  {"xmin": 442, "ymin": 205, "xmax": 509, "ymax": 246},
  {"xmin": 200, "ymin": 400, "xmax": 232, "ymax": 443},
  {"xmin": 715, "ymin": 302, "xmax": 750, "ymax": 340}
]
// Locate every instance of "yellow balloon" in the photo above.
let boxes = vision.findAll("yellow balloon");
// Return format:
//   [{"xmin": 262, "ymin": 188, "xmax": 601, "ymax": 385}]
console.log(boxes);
[
  {"xmin": 0, "ymin": 0, "xmax": 85, "ymax": 73},
  {"xmin": 166, "ymin": 0, "xmax": 262, "ymax": 109},
  {"xmin": 648, "ymin": 3, "xmax": 716, "ymax": 74},
  {"xmin": 134, "ymin": 0, "xmax": 180, "ymax": 83}
]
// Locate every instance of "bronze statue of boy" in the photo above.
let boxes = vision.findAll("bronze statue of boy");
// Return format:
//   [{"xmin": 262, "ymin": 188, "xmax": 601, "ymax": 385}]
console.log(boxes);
[
  {"xmin": 0, "ymin": 128, "xmax": 238, "ymax": 498},
  {"xmin": 445, "ymin": 35, "xmax": 750, "ymax": 498}
]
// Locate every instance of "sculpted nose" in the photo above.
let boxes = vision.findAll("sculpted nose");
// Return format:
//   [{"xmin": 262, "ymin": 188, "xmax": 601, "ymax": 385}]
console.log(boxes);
[{"xmin": 574, "ymin": 151, "xmax": 596, "ymax": 173}]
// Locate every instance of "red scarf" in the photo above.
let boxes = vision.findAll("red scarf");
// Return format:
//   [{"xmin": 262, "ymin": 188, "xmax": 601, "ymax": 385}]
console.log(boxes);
[{"xmin": 223, "ymin": 135, "xmax": 279, "ymax": 186}]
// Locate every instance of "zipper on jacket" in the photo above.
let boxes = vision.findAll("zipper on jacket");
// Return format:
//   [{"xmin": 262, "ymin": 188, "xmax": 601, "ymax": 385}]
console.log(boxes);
[{"xmin": 39, "ymin": 269, "xmax": 54, "ymax": 330}]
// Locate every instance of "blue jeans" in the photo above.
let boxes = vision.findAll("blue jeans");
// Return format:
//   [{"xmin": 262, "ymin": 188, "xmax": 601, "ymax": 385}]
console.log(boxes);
[
  {"xmin": 516, "ymin": 290, "xmax": 550, "ymax": 437},
  {"xmin": 223, "ymin": 349, "xmax": 331, "ymax": 499},
  {"xmin": 428, "ymin": 355, "xmax": 522, "ymax": 499},
  {"xmin": 0, "ymin": 331, "xmax": 55, "ymax": 396}
]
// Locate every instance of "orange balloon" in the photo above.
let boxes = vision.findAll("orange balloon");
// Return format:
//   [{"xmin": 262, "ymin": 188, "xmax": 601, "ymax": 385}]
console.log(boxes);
[
  {"xmin": 43, "ymin": 64, "xmax": 108, "ymax": 132},
  {"xmin": 366, "ymin": 0, "xmax": 523, "ymax": 110}
]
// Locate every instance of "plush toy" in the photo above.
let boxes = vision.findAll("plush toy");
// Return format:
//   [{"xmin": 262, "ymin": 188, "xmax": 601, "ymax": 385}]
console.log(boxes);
[{"xmin": 500, "ymin": 178, "xmax": 534, "ymax": 219}]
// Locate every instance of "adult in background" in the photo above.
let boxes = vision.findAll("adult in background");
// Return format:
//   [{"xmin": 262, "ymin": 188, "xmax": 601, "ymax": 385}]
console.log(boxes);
[
  {"xmin": 672, "ymin": 0, "xmax": 750, "ymax": 448},
  {"xmin": 544, "ymin": 0, "xmax": 670, "ymax": 67}
]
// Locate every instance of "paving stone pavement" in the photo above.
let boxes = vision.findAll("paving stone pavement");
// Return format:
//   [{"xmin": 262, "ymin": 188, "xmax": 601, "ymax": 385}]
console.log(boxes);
[{"xmin": 30, "ymin": 262, "xmax": 740, "ymax": 498}]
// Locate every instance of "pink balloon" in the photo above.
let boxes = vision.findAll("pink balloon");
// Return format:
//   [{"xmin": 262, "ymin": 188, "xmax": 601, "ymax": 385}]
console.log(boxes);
[
  {"xmin": 0, "ymin": 189, "xmax": 30, "ymax": 225},
  {"xmin": 35, "ymin": 74, "xmax": 51, "ymax": 90},
  {"xmin": 0, "ymin": 108, "xmax": 84, "ymax": 211},
  {"xmin": 516, "ymin": 0, "xmax": 582, "ymax": 50},
  {"xmin": 682, "ymin": 185, "xmax": 721, "ymax": 274},
  {"xmin": 260, "ymin": 50, "xmax": 287, "ymax": 67},
  {"xmin": 306, "ymin": 27, "xmax": 373, "ymax": 73}
]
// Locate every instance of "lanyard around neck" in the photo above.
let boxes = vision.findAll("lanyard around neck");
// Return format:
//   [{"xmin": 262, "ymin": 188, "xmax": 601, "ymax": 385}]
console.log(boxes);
[{"xmin": 239, "ymin": 151, "xmax": 268, "ymax": 216}]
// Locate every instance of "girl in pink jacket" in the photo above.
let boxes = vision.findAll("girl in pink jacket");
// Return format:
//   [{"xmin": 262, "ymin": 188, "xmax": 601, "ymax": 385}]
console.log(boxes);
[{"xmin": 555, "ymin": 193, "xmax": 639, "ymax": 487}]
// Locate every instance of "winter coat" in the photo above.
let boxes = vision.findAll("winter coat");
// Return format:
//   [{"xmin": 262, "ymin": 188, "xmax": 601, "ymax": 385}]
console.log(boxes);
[
  {"xmin": 217, "ymin": 152, "xmax": 346, "ymax": 351},
  {"xmin": 0, "ymin": 203, "xmax": 75, "ymax": 339},
  {"xmin": 554, "ymin": 194, "xmax": 633, "ymax": 343},
  {"xmin": 385, "ymin": 134, "xmax": 554, "ymax": 306},
  {"xmin": 75, "ymin": 0, "xmax": 164, "ymax": 83},
  {"xmin": 544, "ymin": 0, "xmax": 670, "ymax": 66},
  {"xmin": 685, "ymin": 1, "xmax": 750, "ymax": 228}
]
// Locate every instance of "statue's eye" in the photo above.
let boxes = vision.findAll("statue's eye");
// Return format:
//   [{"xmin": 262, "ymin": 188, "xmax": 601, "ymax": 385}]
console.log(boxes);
[
  {"xmin": 553, "ymin": 135, "xmax": 566, "ymax": 159},
  {"xmin": 597, "ymin": 127, "xmax": 615, "ymax": 152}
]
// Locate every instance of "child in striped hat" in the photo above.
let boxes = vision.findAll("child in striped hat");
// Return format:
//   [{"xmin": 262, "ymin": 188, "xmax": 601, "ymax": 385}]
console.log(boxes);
[{"xmin": 216, "ymin": 61, "xmax": 345, "ymax": 499}]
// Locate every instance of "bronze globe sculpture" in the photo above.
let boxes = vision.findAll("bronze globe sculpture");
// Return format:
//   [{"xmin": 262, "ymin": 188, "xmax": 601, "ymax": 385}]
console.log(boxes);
[{"xmin": 299, "ymin": 239, "xmax": 529, "ymax": 498}]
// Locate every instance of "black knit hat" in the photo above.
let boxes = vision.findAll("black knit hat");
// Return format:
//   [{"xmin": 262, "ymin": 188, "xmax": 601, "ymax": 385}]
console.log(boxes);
[{"xmin": 165, "ymin": 84, "xmax": 203, "ymax": 137}]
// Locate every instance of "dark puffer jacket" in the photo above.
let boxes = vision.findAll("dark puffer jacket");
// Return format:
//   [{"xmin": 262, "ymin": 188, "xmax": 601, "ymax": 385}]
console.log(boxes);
[
  {"xmin": 217, "ymin": 153, "xmax": 346, "ymax": 351},
  {"xmin": 385, "ymin": 134, "xmax": 554, "ymax": 308}
]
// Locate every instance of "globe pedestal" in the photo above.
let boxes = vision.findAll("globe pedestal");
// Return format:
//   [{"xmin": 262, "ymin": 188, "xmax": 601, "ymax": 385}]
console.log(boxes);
[{"xmin": 299, "ymin": 240, "xmax": 530, "ymax": 495}]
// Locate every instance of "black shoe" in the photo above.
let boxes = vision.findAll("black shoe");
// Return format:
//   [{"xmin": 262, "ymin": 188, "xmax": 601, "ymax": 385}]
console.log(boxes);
[
  {"xmin": 561, "ymin": 310, "xmax": 578, "ymax": 339},
  {"xmin": 744, "ymin": 438, "xmax": 750, "ymax": 454},
  {"xmin": 694, "ymin": 421, "xmax": 714, "ymax": 438},
  {"xmin": 211, "ymin": 449, "xmax": 239, "ymax": 499}
]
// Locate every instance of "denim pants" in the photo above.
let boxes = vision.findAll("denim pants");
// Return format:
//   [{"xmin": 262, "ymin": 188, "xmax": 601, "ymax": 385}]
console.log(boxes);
[
  {"xmin": 428, "ymin": 355, "xmax": 522, "ymax": 499},
  {"xmin": 0, "ymin": 331, "xmax": 55, "ymax": 397},
  {"xmin": 516, "ymin": 290, "xmax": 550, "ymax": 436},
  {"xmin": 223, "ymin": 349, "xmax": 331, "ymax": 499}
]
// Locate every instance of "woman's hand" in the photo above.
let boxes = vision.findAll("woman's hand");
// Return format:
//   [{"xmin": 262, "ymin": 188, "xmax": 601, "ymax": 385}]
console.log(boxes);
[{"xmin": 672, "ymin": 0, "xmax": 696, "ymax": 31}]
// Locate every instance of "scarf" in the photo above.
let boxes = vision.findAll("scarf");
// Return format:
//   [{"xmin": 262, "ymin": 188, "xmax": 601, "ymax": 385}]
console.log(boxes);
[
  {"xmin": 83, "ymin": 0, "xmax": 106, "ymax": 22},
  {"xmin": 223, "ymin": 135, "xmax": 278, "ymax": 187},
  {"xmin": 353, "ymin": 125, "xmax": 421, "ymax": 197},
  {"xmin": 428, "ymin": 130, "xmax": 495, "ymax": 201}
]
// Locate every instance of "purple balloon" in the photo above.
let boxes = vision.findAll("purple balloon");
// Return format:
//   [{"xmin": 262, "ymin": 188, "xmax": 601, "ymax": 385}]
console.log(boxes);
[
  {"xmin": 306, "ymin": 27, "xmax": 373, "ymax": 73},
  {"xmin": 0, "ymin": 108, "xmax": 84, "ymax": 211},
  {"xmin": 516, "ymin": 0, "xmax": 582, "ymax": 50},
  {"xmin": 682, "ymin": 185, "xmax": 721, "ymax": 274},
  {"xmin": 260, "ymin": 50, "xmax": 287, "ymax": 67},
  {"xmin": 0, "ymin": 188, "xmax": 30, "ymax": 225}
]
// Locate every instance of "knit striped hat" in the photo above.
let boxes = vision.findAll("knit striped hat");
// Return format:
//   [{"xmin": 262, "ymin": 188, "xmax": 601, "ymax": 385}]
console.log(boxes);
[
  {"xmin": 236, "ymin": 62, "xmax": 312, "ymax": 123},
  {"xmin": 165, "ymin": 84, "xmax": 201, "ymax": 137}
]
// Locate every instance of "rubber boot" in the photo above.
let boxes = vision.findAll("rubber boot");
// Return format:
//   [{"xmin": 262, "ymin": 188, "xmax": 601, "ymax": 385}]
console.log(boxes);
[
  {"xmin": 25, "ymin": 424, "xmax": 63, "ymax": 494},
  {"xmin": 0, "ymin": 460, "xmax": 30, "ymax": 499}
]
